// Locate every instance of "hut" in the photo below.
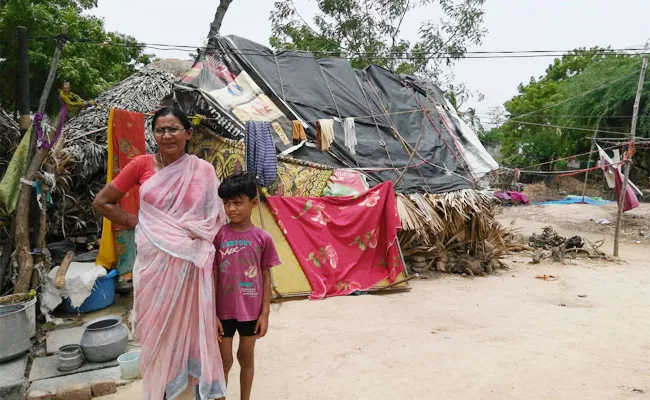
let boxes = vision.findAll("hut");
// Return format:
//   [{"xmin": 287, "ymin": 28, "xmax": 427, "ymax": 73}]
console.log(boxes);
[{"xmin": 51, "ymin": 59, "xmax": 192, "ymax": 237}]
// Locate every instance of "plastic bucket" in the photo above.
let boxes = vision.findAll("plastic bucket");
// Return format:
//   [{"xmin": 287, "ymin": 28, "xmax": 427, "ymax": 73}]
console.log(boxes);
[
  {"xmin": 61, "ymin": 269, "xmax": 117, "ymax": 313},
  {"xmin": 117, "ymin": 350, "xmax": 141, "ymax": 380}
]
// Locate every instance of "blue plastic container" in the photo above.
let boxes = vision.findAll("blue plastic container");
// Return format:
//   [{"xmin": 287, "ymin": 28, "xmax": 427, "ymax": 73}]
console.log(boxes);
[{"xmin": 61, "ymin": 269, "xmax": 118, "ymax": 313}]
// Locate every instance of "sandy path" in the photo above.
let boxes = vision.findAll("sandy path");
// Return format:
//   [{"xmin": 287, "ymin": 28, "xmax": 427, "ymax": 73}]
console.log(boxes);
[
  {"xmin": 105, "ymin": 205, "xmax": 650, "ymax": 400},
  {"xmin": 107, "ymin": 262, "xmax": 650, "ymax": 399}
]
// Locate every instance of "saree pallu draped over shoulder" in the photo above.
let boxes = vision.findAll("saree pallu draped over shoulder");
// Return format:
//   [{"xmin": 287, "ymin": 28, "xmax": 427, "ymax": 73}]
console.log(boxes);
[{"xmin": 133, "ymin": 154, "xmax": 226, "ymax": 400}]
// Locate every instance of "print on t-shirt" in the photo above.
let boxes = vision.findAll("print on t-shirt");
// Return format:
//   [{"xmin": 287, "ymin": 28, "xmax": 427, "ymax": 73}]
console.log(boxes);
[{"xmin": 214, "ymin": 226, "xmax": 280, "ymax": 322}]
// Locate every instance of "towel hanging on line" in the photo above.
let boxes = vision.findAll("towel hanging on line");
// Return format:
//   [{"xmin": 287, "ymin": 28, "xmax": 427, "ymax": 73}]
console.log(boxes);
[{"xmin": 316, "ymin": 119, "xmax": 335, "ymax": 152}]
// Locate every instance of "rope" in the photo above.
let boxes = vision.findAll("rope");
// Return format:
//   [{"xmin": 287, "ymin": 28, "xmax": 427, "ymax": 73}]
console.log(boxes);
[
  {"xmin": 434, "ymin": 103, "xmax": 481, "ymax": 182},
  {"xmin": 552, "ymin": 160, "xmax": 624, "ymax": 180},
  {"xmin": 273, "ymin": 51, "xmax": 287, "ymax": 102},
  {"xmin": 354, "ymin": 74, "xmax": 398, "ymax": 177},
  {"xmin": 504, "ymin": 142, "xmax": 629, "ymax": 171},
  {"xmin": 363, "ymin": 75, "xmax": 433, "ymax": 192},
  {"xmin": 504, "ymin": 120, "xmax": 633, "ymax": 136},
  {"xmin": 316, "ymin": 62, "xmax": 343, "ymax": 121},
  {"xmin": 394, "ymin": 110, "xmax": 427, "ymax": 187},
  {"xmin": 401, "ymin": 79, "xmax": 476, "ymax": 187}
]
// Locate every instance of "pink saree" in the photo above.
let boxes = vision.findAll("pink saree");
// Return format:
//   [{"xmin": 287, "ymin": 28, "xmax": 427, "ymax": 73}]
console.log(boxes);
[{"xmin": 133, "ymin": 154, "xmax": 226, "ymax": 400}]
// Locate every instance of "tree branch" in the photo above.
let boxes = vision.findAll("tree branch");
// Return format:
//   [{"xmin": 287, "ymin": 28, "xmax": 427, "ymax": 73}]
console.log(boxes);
[
  {"xmin": 207, "ymin": 0, "xmax": 234, "ymax": 40},
  {"xmin": 392, "ymin": 0, "xmax": 410, "ymax": 48}
]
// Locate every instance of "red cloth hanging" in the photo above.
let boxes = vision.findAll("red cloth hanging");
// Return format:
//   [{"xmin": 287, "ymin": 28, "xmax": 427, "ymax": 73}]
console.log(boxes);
[
  {"xmin": 267, "ymin": 181, "xmax": 404, "ymax": 300},
  {"xmin": 111, "ymin": 109, "xmax": 146, "ymax": 230}
]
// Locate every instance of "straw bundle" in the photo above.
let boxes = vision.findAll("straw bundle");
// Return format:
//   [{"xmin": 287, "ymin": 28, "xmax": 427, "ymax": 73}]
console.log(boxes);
[{"xmin": 397, "ymin": 189, "xmax": 516, "ymax": 275}]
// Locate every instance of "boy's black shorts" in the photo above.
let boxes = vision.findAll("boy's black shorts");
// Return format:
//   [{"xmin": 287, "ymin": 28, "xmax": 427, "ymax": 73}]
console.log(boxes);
[{"xmin": 221, "ymin": 319, "xmax": 258, "ymax": 338}]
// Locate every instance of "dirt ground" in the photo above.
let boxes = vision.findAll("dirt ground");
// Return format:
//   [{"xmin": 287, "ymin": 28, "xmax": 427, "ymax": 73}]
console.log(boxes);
[{"xmin": 105, "ymin": 203, "xmax": 650, "ymax": 400}]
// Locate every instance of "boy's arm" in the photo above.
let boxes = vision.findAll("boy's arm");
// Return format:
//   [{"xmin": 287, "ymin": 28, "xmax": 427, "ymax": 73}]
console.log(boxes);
[
  {"xmin": 256, "ymin": 235, "xmax": 280, "ymax": 338},
  {"xmin": 256, "ymin": 269, "xmax": 272, "ymax": 338},
  {"xmin": 262, "ymin": 269, "xmax": 272, "ymax": 316}
]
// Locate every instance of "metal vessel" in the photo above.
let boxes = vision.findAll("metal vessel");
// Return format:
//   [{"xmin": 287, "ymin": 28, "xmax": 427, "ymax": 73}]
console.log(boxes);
[
  {"xmin": 0, "ymin": 305, "xmax": 31, "ymax": 362},
  {"xmin": 79, "ymin": 316, "xmax": 129, "ymax": 363},
  {"xmin": 58, "ymin": 344, "xmax": 84, "ymax": 371}
]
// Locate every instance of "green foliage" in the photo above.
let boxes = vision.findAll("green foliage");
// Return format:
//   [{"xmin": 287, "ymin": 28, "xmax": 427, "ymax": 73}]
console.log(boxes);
[
  {"xmin": 490, "ymin": 48, "xmax": 648, "ymax": 170},
  {"xmin": 0, "ymin": 0, "xmax": 154, "ymax": 114},
  {"xmin": 270, "ymin": 0, "xmax": 487, "ymax": 77}
]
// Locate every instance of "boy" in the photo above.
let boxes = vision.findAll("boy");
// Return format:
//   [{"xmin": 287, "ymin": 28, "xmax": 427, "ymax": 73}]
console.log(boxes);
[{"xmin": 214, "ymin": 172, "xmax": 281, "ymax": 400}]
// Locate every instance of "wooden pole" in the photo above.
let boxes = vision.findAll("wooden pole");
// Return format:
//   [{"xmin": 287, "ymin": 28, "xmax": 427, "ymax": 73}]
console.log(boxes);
[
  {"xmin": 16, "ymin": 26, "xmax": 30, "ymax": 133},
  {"xmin": 13, "ymin": 26, "xmax": 68, "ymax": 294},
  {"xmin": 581, "ymin": 120, "xmax": 600, "ymax": 203},
  {"xmin": 1, "ymin": 28, "xmax": 31, "ymax": 293},
  {"xmin": 613, "ymin": 54, "xmax": 648, "ymax": 257},
  {"xmin": 38, "ymin": 26, "xmax": 68, "ymax": 114}
]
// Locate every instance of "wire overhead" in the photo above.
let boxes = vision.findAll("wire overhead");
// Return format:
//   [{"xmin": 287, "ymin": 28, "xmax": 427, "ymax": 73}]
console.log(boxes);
[{"xmin": 23, "ymin": 35, "xmax": 650, "ymax": 59}]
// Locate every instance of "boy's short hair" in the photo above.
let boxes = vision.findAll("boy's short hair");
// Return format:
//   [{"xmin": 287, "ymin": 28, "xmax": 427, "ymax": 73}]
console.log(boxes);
[{"xmin": 218, "ymin": 172, "xmax": 258, "ymax": 200}]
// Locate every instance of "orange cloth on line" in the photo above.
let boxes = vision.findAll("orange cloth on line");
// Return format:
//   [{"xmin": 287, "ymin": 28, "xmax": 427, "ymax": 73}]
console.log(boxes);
[
  {"xmin": 291, "ymin": 120, "xmax": 307, "ymax": 144},
  {"xmin": 111, "ymin": 109, "xmax": 146, "ymax": 230}
]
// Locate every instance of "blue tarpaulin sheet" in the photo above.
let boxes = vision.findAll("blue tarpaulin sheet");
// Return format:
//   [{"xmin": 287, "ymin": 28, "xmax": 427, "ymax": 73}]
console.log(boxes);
[{"xmin": 533, "ymin": 195, "xmax": 613, "ymax": 206}]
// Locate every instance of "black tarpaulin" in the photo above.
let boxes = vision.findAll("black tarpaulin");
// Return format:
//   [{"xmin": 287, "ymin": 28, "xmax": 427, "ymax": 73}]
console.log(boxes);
[{"xmin": 174, "ymin": 35, "xmax": 497, "ymax": 193}]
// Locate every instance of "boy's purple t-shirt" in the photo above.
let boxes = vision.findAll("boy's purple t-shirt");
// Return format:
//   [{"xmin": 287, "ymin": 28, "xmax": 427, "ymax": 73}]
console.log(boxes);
[{"xmin": 214, "ymin": 224, "xmax": 281, "ymax": 321}]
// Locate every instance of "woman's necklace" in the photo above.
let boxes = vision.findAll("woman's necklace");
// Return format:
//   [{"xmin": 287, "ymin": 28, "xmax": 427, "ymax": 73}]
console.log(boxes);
[{"xmin": 158, "ymin": 152, "xmax": 166, "ymax": 169}]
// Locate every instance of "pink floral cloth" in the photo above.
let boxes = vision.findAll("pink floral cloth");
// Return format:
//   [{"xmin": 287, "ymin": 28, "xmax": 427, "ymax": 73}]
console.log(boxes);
[
  {"xmin": 267, "ymin": 181, "xmax": 404, "ymax": 300},
  {"xmin": 134, "ymin": 154, "xmax": 227, "ymax": 400}
]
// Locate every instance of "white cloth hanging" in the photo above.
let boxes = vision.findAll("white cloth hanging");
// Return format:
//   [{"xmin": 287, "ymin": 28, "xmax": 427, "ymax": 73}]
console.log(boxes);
[{"xmin": 343, "ymin": 117, "xmax": 357, "ymax": 156}]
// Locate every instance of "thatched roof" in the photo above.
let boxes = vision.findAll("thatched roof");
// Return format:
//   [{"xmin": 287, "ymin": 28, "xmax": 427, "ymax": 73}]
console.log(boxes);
[
  {"xmin": 64, "ymin": 66, "xmax": 180, "ymax": 178},
  {"xmin": 0, "ymin": 108, "xmax": 20, "ymax": 178},
  {"xmin": 48, "ymin": 61, "xmax": 190, "ymax": 237},
  {"xmin": 144, "ymin": 58, "xmax": 193, "ymax": 77}
]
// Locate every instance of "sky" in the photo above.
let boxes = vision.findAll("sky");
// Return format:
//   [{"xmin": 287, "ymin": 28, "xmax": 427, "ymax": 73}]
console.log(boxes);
[{"xmin": 88, "ymin": 0, "xmax": 650, "ymax": 119}]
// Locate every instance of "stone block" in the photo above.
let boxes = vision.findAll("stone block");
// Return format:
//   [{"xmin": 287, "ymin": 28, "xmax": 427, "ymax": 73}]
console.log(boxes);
[
  {"xmin": 56, "ymin": 383, "xmax": 91, "ymax": 400},
  {"xmin": 0, "ymin": 355, "xmax": 28, "ymax": 400},
  {"xmin": 91, "ymin": 380, "xmax": 117, "ymax": 397},
  {"xmin": 29, "ymin": 355, "xmax": 118, "ymax": 382},
  {"xmin": 29, "ymin": 366, "xmax": 124, "ymax": 394},
  {"xmin": 27, "ymin": 390, "xmax": 53, "ymax": 400}
]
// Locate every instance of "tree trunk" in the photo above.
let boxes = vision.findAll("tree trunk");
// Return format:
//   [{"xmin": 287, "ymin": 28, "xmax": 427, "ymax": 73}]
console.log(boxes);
[
  {"xmin": 14, "ymin": 27, "xmax": 67, "ymax": 294},
  {"xmin": 14, "ymin": 113, "xmax": 61, "ymax": 294},
  {"xmin": 207, "ymin": 0, "xmax": 234, "ymax": 40}
]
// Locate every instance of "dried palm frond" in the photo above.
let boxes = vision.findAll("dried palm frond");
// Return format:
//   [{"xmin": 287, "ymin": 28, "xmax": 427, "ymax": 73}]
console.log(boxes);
[
  {"xmin": 0, "ymin": 108, "xmax": 21, "ymax": 179},
  {"xmin": 397, "ymin": 188, "xmax": 517, "ymax": 276}
]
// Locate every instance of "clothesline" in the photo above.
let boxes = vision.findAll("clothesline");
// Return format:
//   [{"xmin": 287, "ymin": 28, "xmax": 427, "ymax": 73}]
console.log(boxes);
[
  {"xmin": 514, "ymin": 160, "xmax": 624, "ymax": 176},
  {"xmin": 85, "ymin": 101, "xmax": 433, "ymax": 125},
  {"xmin": 501, "ymin": 141, "xmax": 631, "ymax": 172},
  {"xmin": 552, "ymin": 160, "xmax": 625, "ymax": 180}
]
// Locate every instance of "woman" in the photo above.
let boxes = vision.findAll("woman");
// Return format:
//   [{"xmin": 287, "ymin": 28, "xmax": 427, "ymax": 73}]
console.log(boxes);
[{"xmin": 94, "ymin": 107, "xmax": 227, "ymax": 400}]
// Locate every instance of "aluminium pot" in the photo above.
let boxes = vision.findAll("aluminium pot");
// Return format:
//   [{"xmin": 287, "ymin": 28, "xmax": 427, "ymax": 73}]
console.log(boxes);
[
  {"xmin": 79, "ymin": 316, "xmax": 129, "ymax": 363},
  {"xmin": 58, "ymin": 344, "xmax": 84, "ymax": 371},
  {"xmin": 0, "ymin": 304, "xmax": 31, "ymax": 362}
]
